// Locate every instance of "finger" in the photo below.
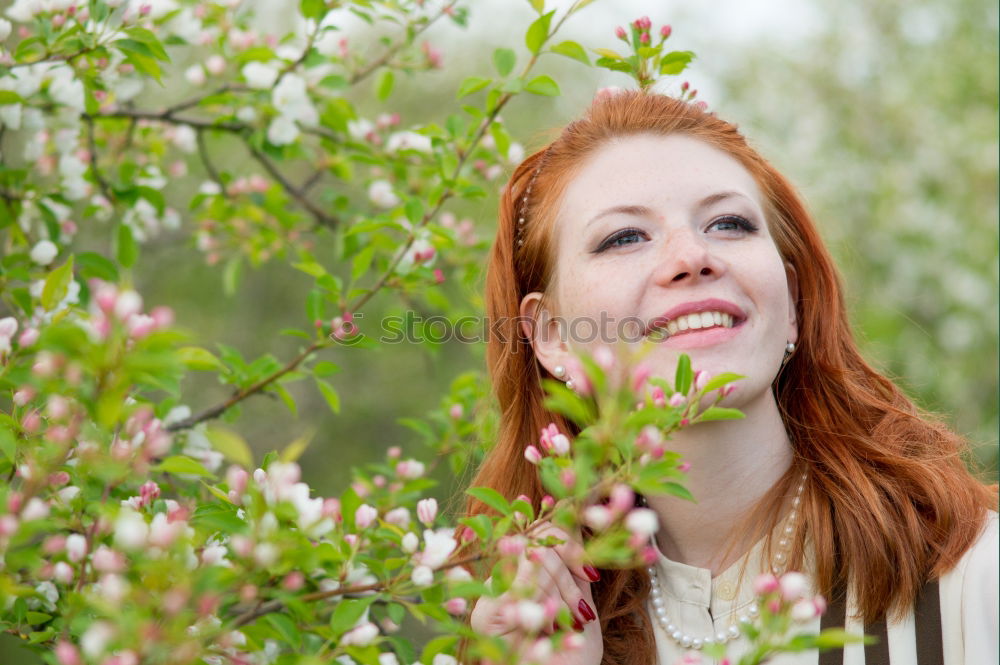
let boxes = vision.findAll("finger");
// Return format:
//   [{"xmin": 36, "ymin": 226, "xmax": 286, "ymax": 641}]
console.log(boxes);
[
  {"xmin": 531, "ymin": 523, "xmax": 599, "ymax": 583},
  {"xmin": 530, "ymin": 548, "xmax": 596, "ymax": 625}
]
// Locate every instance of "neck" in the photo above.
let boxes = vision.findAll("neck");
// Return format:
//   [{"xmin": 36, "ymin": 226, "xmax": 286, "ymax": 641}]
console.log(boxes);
[{"xmin": 645, "ymin": 390, "xmax": 793, "ymax": 576}]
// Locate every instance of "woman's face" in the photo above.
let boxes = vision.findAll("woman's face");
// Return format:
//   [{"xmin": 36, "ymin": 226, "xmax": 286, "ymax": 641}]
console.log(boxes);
[{"xmin": 522, "ymin": 133, "xmax": 798, "ymax": 408}]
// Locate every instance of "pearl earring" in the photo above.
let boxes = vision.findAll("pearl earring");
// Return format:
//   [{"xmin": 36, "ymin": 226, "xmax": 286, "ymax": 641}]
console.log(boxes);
[
  {"xmin": 785, "ymin": 342, "xmax": 795, "ymax": 354},
  {"xmin": 565, "ymin": 379, "xmax": 575, "ymax": 391},
  {"xmin": 553, "ymin": 365, "xmax": 566, "ymax": 378}
]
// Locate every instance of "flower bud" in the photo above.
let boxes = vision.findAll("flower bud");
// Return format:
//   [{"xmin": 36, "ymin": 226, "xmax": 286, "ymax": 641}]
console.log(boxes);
[
  {"xmin": 693, "ymin": 370, "xmax": 710, "ymax": 392},
  {"xmin": 615, "ymin": 26, "xmax": 627, "ymax": 39},
  {"xmin": 396, "ymin": 459, "xmax": 425, "ymax": 479},
  {"xmin": 416, "ymin": 498, "xmax": 437, "ymax": 526},
  {"xmin": 226, "ymin": 466, "xmax": 249, "ymax": 500},
  {"xmin": 497, "ymin": 535, "xmax": 526, "ymax": 557},
  {"xmin": 752, "ymin": 572, "xmax": 779, "ymax": 595},
  {"xmin": 584, "ymin": 505, "xmax": 612, "ymax": 531},
  {"xmin": 341, "ymin": 622, "xmax": 379, "ymax": 646},
  {"xmin": 113, "ymin": 290, "xmax": 143, "ymax": 321},
  {"xmin": 445, "ymin": 597, "xmax": 467, "ymax": 615},
  {"xmin": 385, "ymin": 507, "xmax": 410, "ymax": 528},
  {"xmin": 387, "ymin": 446, "xmax": 402, "ymax": 459},
  {"xmin": 779, "ymin": 571, "xmax": 809, "ymax": 602},
  {"xmin": 660, "ymin": 25, "xmax": 672, "ymax": 39},
  {"xmin": 608, "ymin": 484, "xmax": 635, "ymax": 515},
  {"xmin": 53, "ymin": 561, "xmax": 74, "ymax": 584},
  {"xmin": 355, "ymin": 504, "xmax": 378, "ymax": 529},
  {"xmin": 18, "ymin": 328, "xmax": 39, "ymax": 347},
  {"xmin": 523, "ymin": 445, "xmax": 542, "ymax": 465},
  {"xmin": 54, "ymin": 641, "xmax": 82, "ymax": 665},
  {"xmin": 65, "ymin": 533, "xmax": 87, "ymax": 562},
  {"xmin": 448, "ymin": 404, "xmax": 463, "ymax": 419},
  {"xmin": 624, "ymin": 507, "xmax": 659, "ymax": 537}
]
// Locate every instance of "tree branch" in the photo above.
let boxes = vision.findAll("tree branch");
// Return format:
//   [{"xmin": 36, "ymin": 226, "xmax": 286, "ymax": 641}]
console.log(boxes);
[
  {"xmin": 83, "ymin": 115, "xmax": 113, "ymax": 202},
  {"xmin": 247, "ymin": 145, "xmax": 341, "ymax": 230},
  {"xmin": 165, "ymin": 341, "xmax": 325, "ymax": 432},
  {"xmin": 195, "ymin": 128, "xmax": 227, "ymax": 196}
]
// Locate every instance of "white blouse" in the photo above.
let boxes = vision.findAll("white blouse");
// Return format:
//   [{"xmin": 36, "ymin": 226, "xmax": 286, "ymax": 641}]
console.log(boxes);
[{"xmin": 648, "ymin": 512, "xmax": 998, "ymax": 665}]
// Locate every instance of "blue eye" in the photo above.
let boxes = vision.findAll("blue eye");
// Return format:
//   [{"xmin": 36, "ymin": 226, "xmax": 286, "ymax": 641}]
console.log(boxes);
[
  {"xmin": 709, "ymin": 215, "xmax": 758, "ymax": 233},
  {"xmin": 596, "ymin": 227, "xmax": 646, "ymax": 252}
]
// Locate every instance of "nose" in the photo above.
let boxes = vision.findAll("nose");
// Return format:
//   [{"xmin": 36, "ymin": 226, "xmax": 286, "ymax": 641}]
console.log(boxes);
[{"xmin": 652, "ymin": 227, "xmax": 726, "ymax": 286}]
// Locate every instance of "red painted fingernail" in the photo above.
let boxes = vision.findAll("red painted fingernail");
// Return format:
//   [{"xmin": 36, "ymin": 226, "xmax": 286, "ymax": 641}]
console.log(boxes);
[
  {"xmin": 583, "ymin": 565, "xmax": 601, "ymax": 582},
  {"xmin": 572, "ymin": 617, "xmax": 584, "ymax": 632},
  {"xmin": 578, "ymin": 599, "xmax": 596, "ymax": 622}
]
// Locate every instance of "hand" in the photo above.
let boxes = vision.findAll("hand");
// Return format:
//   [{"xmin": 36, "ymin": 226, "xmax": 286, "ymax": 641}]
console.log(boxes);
[{"xmin": 470, "ymin": 522, "xmax": 603, "ymax": 665}]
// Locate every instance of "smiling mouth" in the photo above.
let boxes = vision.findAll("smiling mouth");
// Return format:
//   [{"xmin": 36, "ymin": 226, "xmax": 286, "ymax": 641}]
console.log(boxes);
[{"xmin": 646, "ymin": 310, "xmax": 738, "ymax": 340}]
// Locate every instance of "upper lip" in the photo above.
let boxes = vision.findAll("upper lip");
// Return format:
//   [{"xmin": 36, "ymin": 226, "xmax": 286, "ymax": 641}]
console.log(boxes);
[{"xmin": 644, "ymin": 298, "xmax": 747, "ymax": 336}]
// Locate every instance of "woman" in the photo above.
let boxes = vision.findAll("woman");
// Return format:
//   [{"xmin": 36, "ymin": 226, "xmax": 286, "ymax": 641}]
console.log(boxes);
[{"xmin": 467, "ymin": 91, "xmax": 997, "ymax": 664}]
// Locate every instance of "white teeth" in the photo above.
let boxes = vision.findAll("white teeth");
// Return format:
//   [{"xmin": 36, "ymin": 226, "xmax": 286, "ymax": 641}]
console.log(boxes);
[{"xmin": 650, "ymin": 311, "xmax": 736, "ymax": 338}]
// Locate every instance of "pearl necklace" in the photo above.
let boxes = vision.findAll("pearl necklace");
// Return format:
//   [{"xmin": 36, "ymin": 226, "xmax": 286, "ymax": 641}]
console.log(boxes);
[{"xmin": 645, "ymin": 473, "xmax": 807, "ymax": 651}]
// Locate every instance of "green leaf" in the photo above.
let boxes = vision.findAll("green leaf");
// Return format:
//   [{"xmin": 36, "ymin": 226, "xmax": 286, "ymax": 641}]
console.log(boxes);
[
  {"xmin": 222, "ymin": 255, "xmax": 242, "ymax": 296},
  {"xmin": 123, "ymin": 27, "xmax": 170, "ymax": 61},
  {"xmin": 300, "ymin": 0, "xmax": 325, "ymax": 20},
  {"xmin": 280, "ymin": 431, "xmax": 313, "ymax": 462},
  {"xmin": 698, "ymin": 407, "xmax": 745, "ymax": 422},
  {"xmin": 75, "ymin": 251, "xmax": 119, "ymax": 282},
  {"xmin": 0, "ymin": 424, "xmax": 16, "ymax": 462},
  {"xmin": 178, "ymin": 346, "xmax": 226, "ymax": 372},
  {"xmin": 456, "ymin": 76, "xmax": 491, "ymax": 99},
  {"xmin": 421, "ymin": 636, "xmax": 458, "ymax": 665},
  {"xmin": 351, "ymin": 245, "xmax": 376, "ymax": 282},
  {"xmin": 41, "ymin": 256, "xmax": 73, "ymax": 311},
  {"xmin": 0, "ymin": 91, "xmax": 23, "ymax": 105},
  {"xmin": 315, "ymin": 378, "xmax": 340, "ymax": 413},
  {"xmin": 205, "ymin": 426, "xmax": 253, "ymax": 468},
  {"xmin": 265, "ymin": 614, "xmax": 300, "ymax": 649},
  {"xmin": 116, "ymin": 223, "xmax": 138, "ymax": 268},
  {"xmin": 492, "ymin": 48, "xmax": 516, "ymax": 77},
  {"xmin": 674, "ymin": 354, "xmax": 692, "ymax": 395},
  {"xmin": 525, "ymin": 11, "xmax": 554, "ymax": 55},
  {"xmin": 466, "ymin": 487, "xmax": 511, "ymax": 515},
  {"xmin": 375, "ymin": 69, "xmax": 394, "ymax": 100},
  {"xmin": 660, "ymin": 50, "xmax": 695, "ymax": 75},
  {"xmin": 153, "ymin": 455, "xmax": 215, "ymax": 478},
  {"xmin": 527, "ymin": 0, "xmax": 545, "ymax": 13},
  {"xmin": 699, "ymin": 372, "xmax": 744, "ymax": 394},
  {"xmin": 550, "ymin": 40, "xmax": 589, "ymax": 65},
  {"xmin": 593, "ymin": 47, "xmax": 623, "ymax": 60},
  {"xmin": 306, "ymin": 288, "xmax": 324, "ymax": 323},
  {"xmin": 330, "ymin": 597, "xmax": 377, "ymax": 635},
  {"xmin": 524, "ymin": 75, "xmax": 560, "ymax": 96}
]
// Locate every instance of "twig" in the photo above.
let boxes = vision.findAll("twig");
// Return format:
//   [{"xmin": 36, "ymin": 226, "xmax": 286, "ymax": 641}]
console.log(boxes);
[
  {"xmin": 165, "ymin": 341, "xmax": 325, "ymax": 432},
  {"xmin": 247, "ymin": 145, "xmax": 340, "ymax": 230},
  {"xmin": 196, "ymin": 128, "xmax": 227, "ymax": 196},
  {"xmin": 83, "ymin": 115, "xmax": 113, "ymax": 201},
  {"xmin": 347, "ymin": 1, "xmax": 457, "ymax": 85},
  {"xmin": 164, "ymin": 83, "xmax": 250, "ymax": 116},
  {"xmin": 85, "ymin": 109, "xmax": 246, "ymax": 133}
]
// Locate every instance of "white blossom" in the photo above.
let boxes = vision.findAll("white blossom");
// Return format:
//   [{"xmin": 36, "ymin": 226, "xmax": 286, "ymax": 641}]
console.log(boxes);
[
  {"xmin": 347, "ymin": 118, "xmax": 374, "ymax": 141},
  {"xmin": 410, "ymin": 565, "xmax": 433, "ymax": 587},
  {"xmin": 0, "ymin": 19, "xmax": 11, "ymax": 41},
  {"xmin": 0, "ymin": 104, "xmax": 21, "ymax": 130},
  {"xmin": 419, "ymin": 528, "xmax": 456, "ymax": 569},
  {"xmin": 113, "ymin": 509, "xmax": 148, "ymax": 550},
  {"xmin": 170, "ymin": 125, "xmax": 197, "ymax": 153},
  {"xmin": 81, "ymin": 621, "xmax": 115, "ymax": 657},
  {"xmin": 367, "ymin": 180, "xmax": 400, "ymax": 209},
  {"xmin": 266, "ymin": 115, "xmax": 299, "ymax": 146},
  {"xmin": 242, "ymin": 62, "xmax": 279, "ymax": 89},
  {"xmin": 184, "ymin": 64, "xmax": 206, "ymax": 87},
  {"xmin": 386, "ymin": 130, "xmax": 432, "ymax": 154},
  {"xmin": 47, "ymin": 67, "xmax": 85, "ymax": 113},
  {"xmin": 5, "ymin": 0, "xmax": 42, "ymax": 22},
  {"xmin": 29, "ymin": 240, "xmax": 58, "ymax": 265}
]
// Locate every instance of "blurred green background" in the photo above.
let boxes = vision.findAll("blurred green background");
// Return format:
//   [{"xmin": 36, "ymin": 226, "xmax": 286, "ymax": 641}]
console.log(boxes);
[{"xmin": 2, "ymin": 0, "xmax": 996, "ymax": 660}]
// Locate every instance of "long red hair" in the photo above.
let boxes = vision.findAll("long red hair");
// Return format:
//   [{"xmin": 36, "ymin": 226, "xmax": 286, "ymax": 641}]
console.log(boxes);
[{"xmin": 468, "ymin": 91, "xmax": 995, "ymax": 665}]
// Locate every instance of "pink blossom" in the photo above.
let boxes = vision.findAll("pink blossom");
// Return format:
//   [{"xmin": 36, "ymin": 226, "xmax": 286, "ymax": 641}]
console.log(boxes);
[
  {"xmin": 22, "ymin": 497, "xmax": 50, "ymax": 521},
  {"xmin": 43, "ymin": 535, "xmax": 67, "ymax": 554},
  {"xmin": 560, "ymin": 468, "xmax": 576, "ymax": 489},
  {"xmin": 54, "ymin": 641, "xmax": 82, "ymax": 665},
  {"xmin": 448, "ymin": 404, "xmax": 463, "ymax": 419},
  {"xmin": 516, "ymin": 599, "xmax": 546, "ymax": 632},
  {"xmin": 226, "ymin": 466, "xmax": 249, "ymax": 501},
  {"xmin": 497, "ymin": 535, "xmax": 526, "ymax": 557},
  {"xmin": 322, "ymin": 498, "xmax": 342, "ymax": 521},
  {"xmin": 650, "ymin": 385, "xmax": 666, "ymax": 407},
  {"xmin": 608, "ymin": 484, "xmax": 635, "ymax": 515},
  {"xmin": 416, "ymin": 498, "xmax": 437, "ymax": 526},
  {"xmin": 0, "ymin": 514, "xmax": 18, "ymax": 537},
  {"xmin": 282, "ymin": 571, "xmax": 305, "ymax": 591},
  {"xmin": 631, "ymin": 363, "xmax": 651, "ymax": 392},
  {"xmin": 615, "ymin": 26, "xmax": 627, "ymax": 39},
  {"xmin": 396, "ymin": 459, "xmax": 425, "ymax": 479},
  {"xmin": 47, "ymin": 395, "xmax": 70, "ymax": 420},
  {"xmin": 660, "ymin": 25, "xmax": 672, "ymax": 39},
  {"xmin": 693, "ymin": 370, "xmax": 710, "ymax": 392},
  {"xmin": 53, "ymin": 561, "xmax": 74, "ymax": 584},
  {"xmin": 49, "ymin": 471, "xmax": 70, "ymax": 486},
  {"xmin": 678, "ymin": 462, "xmax": 692, "ymax": 473},
  {"xmin": 385, "ymin": 507, "xmax": 410, "ymax": 528},
  {"xmin": 13, "ymin": 386, "xmax": 35, "ymax": 406},
  {"xmin": 387, "ymin": 446, "xmax": 402, "ymax": 459},
  {"xmin": 752, "ymin": 572, "xmax": 780, "ymax": 595},
  {"xmin": 790, "ymin": 597, "xmax": 823, "ymax": 622},
  {"xmin": 355, "ymin": 504, "xmax": 378, "ymax": 529},
  {"xmin": 18, "ymin": 328, "xmax": 39, "ymax": 347},
  {"xmin": 523, "ymin": 445, "xmax": 542, "ymax": 465},
  {"xmin": 139, "ymin": 481, "xmax": 160, "ymax": 506},
  {"xmin": 541, "ymin": 495, "xmax": 555, "ymax": 510},
  {"xmin": 113, "ymin": 290, "xmax": 142, "ymax": 321},
  {"xmin": 433, "ymin": 268, "xmax": 445, "ymax": 284},
  {"xmin": 668, "ymin": 392, "xmax": 685, "ymax": 407},
  {"xmin": 127, "ymin": 314, "xmax": 157, "ymax": 339},
  {"xmin": 445, "ymin": 597, "xmax": 467, "ymax": 615},
  {"xmin": 91, "ymin": 546, "xmax": 125, "ymax": 573},
  {"xmin": 148, "ymin": 512, "xmax": 184, "ymax": 548},
  {"xmin": 641, "ymin": 545, "xmax": 659, "ymax": 564},
  {"xmin": 639, "ymin": 32, "xmax": 650, "ymax": 44}
]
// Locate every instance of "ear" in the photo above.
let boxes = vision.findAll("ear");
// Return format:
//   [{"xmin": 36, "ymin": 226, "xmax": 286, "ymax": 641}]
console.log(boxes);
[
  {"xmin": 784, "ymin": 262, "xmax": 799, "ymax": 345},
  {"xmin": 519, "ymin": 291, "xmax": 570, "ymax": 378}
]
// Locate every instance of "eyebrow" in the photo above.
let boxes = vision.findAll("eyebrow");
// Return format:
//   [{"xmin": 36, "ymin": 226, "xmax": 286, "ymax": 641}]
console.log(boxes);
[{"xmin": 584, "ymin": 191, "xmax": 752, "ymax": 229}]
